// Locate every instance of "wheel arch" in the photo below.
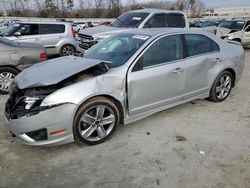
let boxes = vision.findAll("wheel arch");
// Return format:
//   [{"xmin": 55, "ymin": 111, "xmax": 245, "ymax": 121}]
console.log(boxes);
[
  {"xmin": 224, "ymin": 68, "xmax": 236, "ymax": 87},
  {"xmin": 0, "ymin": 65, "xmax": 20, "ymax": 72},
  {"xmin": 75, "ymin": 94, "xmax": 125, "ymax": 125}
]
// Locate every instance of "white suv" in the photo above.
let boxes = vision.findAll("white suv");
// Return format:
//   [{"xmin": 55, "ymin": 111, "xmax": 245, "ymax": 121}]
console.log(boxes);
[{"xmin": 1, "ymin": 21, "xmax": 77, "ymax": 56}]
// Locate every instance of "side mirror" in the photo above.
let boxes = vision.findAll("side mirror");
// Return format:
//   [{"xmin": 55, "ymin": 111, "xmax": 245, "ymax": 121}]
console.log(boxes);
[{"xmin": 14, "ymin": 32, "xmax": 21, "ymax": 37}]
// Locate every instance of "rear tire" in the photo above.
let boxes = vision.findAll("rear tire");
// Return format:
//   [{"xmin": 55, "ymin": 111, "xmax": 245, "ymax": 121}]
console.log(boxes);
[
  {"xmin": 60, "ymin": 44, "xmax": 76, "ymax": 56},
  {"xmin": 0, "ymin": 67, "xmax": 19, "ymax": 94},
  {"xmin": 209, "ymin": 71, "xmax": 233, "ymax": 102},
  {"xmin": 73, "ymin": 97, "xmax": 120, "ymax": 145}
]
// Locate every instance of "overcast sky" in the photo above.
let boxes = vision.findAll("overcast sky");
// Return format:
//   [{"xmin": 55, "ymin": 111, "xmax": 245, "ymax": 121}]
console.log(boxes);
[
  {"xmin": 136, "ymin": 0, "xmax": 250, "ymax": 8},
  {"xmin": 197, "ymin": 0, "xmax": 250, "ymax": 8}
]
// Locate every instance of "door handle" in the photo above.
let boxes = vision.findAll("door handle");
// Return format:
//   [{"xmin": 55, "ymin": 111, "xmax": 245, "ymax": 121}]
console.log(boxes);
[
  {"xmin": 172, "ymin": 67, "xmax": 184, "ymax": 73},
  {"xmin": 213, "ymin": 58, "xmax": 223, "ymax": 63}
]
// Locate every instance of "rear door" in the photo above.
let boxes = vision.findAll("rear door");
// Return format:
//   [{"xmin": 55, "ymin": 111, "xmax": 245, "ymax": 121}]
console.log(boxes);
[
  {"xmin": 38, "ymin": 24, "xmax": 65, "ymax": 48},
  {"xmin": 0, "ymin": 43, "xmax": 12, "ymax": 65},
  {"xmin": 127, "ymin": 34, "xmax": 187, "ymax": 115},
  {"xmin": 182, "ymin": 34, "xmax": 221, "ymax": 100}
]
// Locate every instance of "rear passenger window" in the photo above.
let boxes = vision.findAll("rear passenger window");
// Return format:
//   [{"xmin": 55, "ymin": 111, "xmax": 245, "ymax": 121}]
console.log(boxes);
[
  {"xmin": 39, "ymin": 24, "xmax": 65, "ymax": 34},
  {"xmin": 142, "ymin": 35, "xmax": 183, "ymax": 68},
  {"xmin": 184, "ymin": 34, "xmax": 220, "ymax": 57},
  {"xmin": 166, "ymin": 14, "xmax": 186, "ymax": 28}
]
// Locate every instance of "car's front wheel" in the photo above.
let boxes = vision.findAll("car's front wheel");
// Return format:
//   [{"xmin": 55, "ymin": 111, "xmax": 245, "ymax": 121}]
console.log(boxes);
[
  {"xmin": 0, "ymin": 67, "xmax": 19, "ymax": 94},
  {"xmin": 73, "ymin": 97, "xmax": 120, "ymax": 145},
  {"xmin": 209, "ymin": 71, "xmax": 233, "ymax": 102},
  {"xmin": 60, "ymin": 44, "xmax": 76, "ymax": 56}
]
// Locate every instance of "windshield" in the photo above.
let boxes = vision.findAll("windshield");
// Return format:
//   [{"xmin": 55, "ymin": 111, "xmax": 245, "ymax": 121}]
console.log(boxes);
[
  {"xmin": 2, "ymin": 23, "xmax": 21, "ymax": 36},
  {"xmin": 218, "ymin": 21, "xmax": 245, "ymax": 30},
  {"xmin": 111, "ymin": 12, "xmax": 149, "ymax": 28},
  {"xmin": 84, "ymin": 33, "xmax": 150, "ymax": 67}
]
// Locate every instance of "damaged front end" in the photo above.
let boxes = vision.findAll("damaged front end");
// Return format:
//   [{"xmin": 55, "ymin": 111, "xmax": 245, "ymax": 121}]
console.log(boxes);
[
  {"xmin": 5, "ymin": 83, "xmax": 59, "ymax": 120},
  {"xmin": 5, "ymin": 58, "xmax": 110, "ymax": 120}
]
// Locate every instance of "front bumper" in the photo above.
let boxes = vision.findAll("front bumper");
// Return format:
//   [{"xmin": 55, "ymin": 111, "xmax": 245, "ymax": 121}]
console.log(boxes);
[{"xmin": 4, "ymin": 103, "xmax": 78, "ymax": 146}]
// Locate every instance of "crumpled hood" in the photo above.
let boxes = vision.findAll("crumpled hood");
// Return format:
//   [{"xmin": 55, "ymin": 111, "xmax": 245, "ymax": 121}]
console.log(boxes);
[
  {"xmin": 79, "ymin": 26, "xmax": 133, "ymax": 38},
  {"xmin": 215, "ymin": 27, "xmax": 232, "ymax": 37},
  {"xmin": 15, "ymin": 56, "xmax": 106, "ymax": 89}
]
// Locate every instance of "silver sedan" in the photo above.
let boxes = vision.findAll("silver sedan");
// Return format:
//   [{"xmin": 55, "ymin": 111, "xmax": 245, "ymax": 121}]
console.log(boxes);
[
  {"xmin": 0, "ymin": 37, "xmax": 47, "ymax": 94},
  {"xmin": 4, "ymin": 28, "xmax": 245, "ymax": 146}
]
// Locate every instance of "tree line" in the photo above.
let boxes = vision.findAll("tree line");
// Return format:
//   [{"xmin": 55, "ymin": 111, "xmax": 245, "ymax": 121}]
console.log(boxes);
[{"xmin": 1, "ymin": 0, "xmax": 206, "ymax": 18}]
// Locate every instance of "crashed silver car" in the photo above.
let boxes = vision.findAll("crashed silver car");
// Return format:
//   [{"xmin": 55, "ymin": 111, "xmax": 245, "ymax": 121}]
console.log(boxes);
[{"xmin": 5, "ymin": 28, "xmax": 245, "ymax": 146}]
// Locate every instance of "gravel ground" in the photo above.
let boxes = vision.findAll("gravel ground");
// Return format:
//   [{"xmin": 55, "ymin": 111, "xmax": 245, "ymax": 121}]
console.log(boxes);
[{"xmin": 0, "ymin": 50, "xmax": 249, "ymax": 188}]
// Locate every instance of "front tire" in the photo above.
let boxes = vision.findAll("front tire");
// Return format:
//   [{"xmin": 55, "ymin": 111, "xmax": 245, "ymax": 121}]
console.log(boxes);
[
  {"xmin": 209, "ymin": 71, "xmax": 233, "ymax": 102},
  {"xmin": 73, "ymin": 97, "xmax": 120, "ymax": 145},
  {"xmin": 60, "ymin": 44, "xmax": 76, "ymax": 56},
  {"xmin": 0, "ymin": 67, "xmax": 19, "ymax": 94}
]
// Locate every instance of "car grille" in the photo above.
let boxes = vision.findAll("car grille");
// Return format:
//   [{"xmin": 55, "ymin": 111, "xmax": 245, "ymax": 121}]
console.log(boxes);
[
  {"xmin": 5, "ymin": 82, "xmax": 27, "ymax": 119},
  {"xmin": 78, "ymin": 33, "xmax": 94, "ymax": 40},
  {"xmin": 77, "ymin": 33, "xmax": 98, "ymax": 50}
]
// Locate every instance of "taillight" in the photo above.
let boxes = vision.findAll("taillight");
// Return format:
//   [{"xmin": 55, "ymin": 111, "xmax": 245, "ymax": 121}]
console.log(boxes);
[
  {"xmin": 40, "ymin": 52, "xmax": 47, "ymax": 59},
  {"xmin": 71, "ymin": 27, "xmax": 76, "ymax": 38},
  {"xmin": 213, "ymin": 29, "xmax": 217, "ymax": 35}
]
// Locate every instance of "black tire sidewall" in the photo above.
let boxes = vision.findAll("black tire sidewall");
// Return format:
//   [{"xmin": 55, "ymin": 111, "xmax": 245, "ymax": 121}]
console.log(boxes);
[
  {"xmin": 73, "ymin": 97, "xmax": 120, "ymax": 145},
  {"xmin": 60, "ymin": 44, "xmax": 76, "ymax": 56},
  {"xmin": 0, "ymin": 67, "xmax": 19, "ymax": 94},
  {"xmin": 210, "ymin": 71, "xmax": 233, "ymax": 102}
]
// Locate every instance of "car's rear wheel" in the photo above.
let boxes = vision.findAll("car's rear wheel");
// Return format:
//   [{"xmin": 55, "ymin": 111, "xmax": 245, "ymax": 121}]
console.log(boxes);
[
  {"xmin": 209, "ymin": 71, "xmax": 233, "ymax": 102},
  {"xmin": 0, "ymin": 67, "xmax": 19, "ymax": 94},
  {"xmin": 73, "ymin": 97, "xmax": 120, "ymax": 145},
  {"xmin": 60, "ymin": 44, "xmax": 76, "ymax": 56}
]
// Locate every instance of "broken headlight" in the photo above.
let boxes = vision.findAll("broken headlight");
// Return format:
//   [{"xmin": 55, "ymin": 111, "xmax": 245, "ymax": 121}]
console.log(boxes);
[{"xmin": 24, "ymin": 96, "xmax": 45, "ymax": 110}]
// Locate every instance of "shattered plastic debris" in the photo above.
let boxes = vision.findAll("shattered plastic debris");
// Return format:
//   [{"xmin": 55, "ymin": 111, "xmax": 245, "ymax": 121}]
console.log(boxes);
[{"xmin": 199, "ymin": 150, "xmax": 205, "ymax": 155}]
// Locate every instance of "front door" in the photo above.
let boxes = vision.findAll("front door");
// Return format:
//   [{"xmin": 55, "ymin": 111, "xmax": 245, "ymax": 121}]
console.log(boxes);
[
  {"xmin": 14, "ymin": 24, "xmax": 40, "ymax": 44},
  {"xmin": 127, "ymin": 34, "xmax": 187, "ymax": 115}
]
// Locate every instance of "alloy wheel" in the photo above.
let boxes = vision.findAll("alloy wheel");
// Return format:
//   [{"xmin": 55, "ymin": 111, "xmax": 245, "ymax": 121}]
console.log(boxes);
[
  {"xmin": 61, "ymin": 45, "xmax": 75, "ymax": 56},
  {"xmin": 0, "ymin": 72, "xmax": 15, "ymax": 92},
  {"xmin": 216, "ymin": 74, "xmax": 232, "ymax": 100},
  {"xmin": 78, "ymin": 105, "xmax": 116, "ymax": 142}
]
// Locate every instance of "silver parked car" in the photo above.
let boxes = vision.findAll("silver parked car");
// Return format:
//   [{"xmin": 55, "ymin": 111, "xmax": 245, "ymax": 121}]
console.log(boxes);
[
  {"xmin": 1, "ymin": 21, "xmax": 77, "ymax": 56},
  {"xmin": 5, "ymin": 28, "xmax": 245, "ymax": 146},
  {"xmin": 77, "ymin": 8, "xmax": 189, "ymax": 52},
  {"xmin": 0, "ymin": 37, "xmax": 47, "ymax": 94}
]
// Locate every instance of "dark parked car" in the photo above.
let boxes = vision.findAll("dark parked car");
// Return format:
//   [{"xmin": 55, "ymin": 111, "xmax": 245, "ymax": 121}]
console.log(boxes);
[{"xmin": 0, "ymin": 37, "xmax": 47, "ymax": 94}]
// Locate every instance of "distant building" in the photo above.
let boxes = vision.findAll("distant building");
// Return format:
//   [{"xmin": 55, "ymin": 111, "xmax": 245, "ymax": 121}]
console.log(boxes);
[{"xmin": 203, "ymin": 7, "xmax": 250, "ymax": 18}]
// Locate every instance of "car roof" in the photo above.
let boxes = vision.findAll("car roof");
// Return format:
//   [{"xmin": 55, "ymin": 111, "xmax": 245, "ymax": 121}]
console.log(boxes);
[
  {"xmin": 120, "ymin": 28, "xmax": 208, "ymax": 37},
  {"xmin": 127, "ymin": 8, "xmax": 185, "ymax": 15},
  {"xmin": 16, "ymin": 21, "xmax": 72, "ymax": 25}
]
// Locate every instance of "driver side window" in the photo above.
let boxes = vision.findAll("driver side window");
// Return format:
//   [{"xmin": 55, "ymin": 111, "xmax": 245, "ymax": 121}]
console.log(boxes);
[
  {"xmin": 144, "ymin": 14, "xmax": 167, "ymax": 28},
  {"xmin": 17, "ymin": 24, "xmax": 39, "ymax": 36},
  {"xmin": 133, "ymin": 35, "xmax": 183, "ymax": 71}
]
